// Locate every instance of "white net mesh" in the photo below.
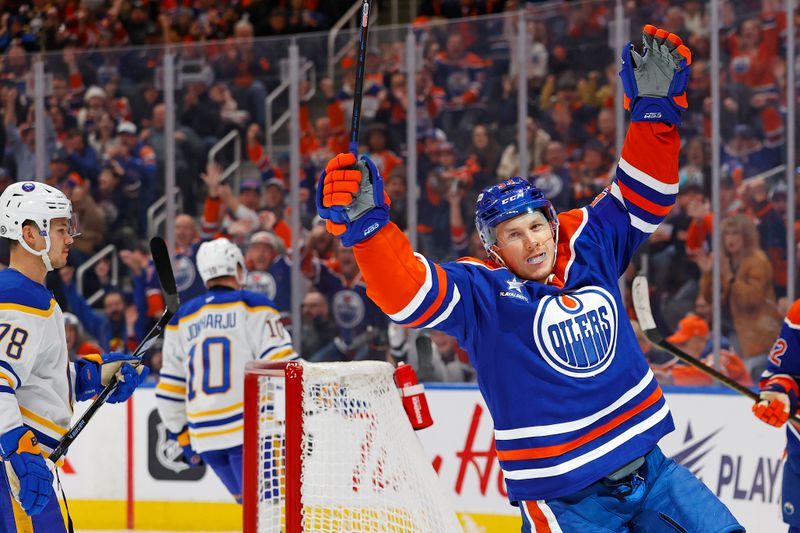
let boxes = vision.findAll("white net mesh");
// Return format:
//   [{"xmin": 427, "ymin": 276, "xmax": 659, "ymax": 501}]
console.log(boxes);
[{"xmin": 252, "ymin": 361, "xmax": 462, "ymax": 533}]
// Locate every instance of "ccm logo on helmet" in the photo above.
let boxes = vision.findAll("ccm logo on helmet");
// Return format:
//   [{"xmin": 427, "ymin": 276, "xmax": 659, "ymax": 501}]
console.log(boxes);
[{"xmin": 501, "ymin": 191, "xmax": 524, "ymax": 205}]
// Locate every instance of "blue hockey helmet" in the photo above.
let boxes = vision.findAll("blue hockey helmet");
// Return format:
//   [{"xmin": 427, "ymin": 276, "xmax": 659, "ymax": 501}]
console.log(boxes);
[{"xmin": 475, "ymin": 177, "xmax": 558, "ymax": 255}]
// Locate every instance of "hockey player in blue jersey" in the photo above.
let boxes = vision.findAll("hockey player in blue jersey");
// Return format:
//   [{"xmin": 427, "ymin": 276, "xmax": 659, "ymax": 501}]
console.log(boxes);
[
  {"xmin": 316, "ymin": 25, "xmax": 743, "ymax": 532},
  {"xmin": 752, "ymin": 300, "xmax": 800, "ymax": 532},
  {"xmin": 0, "ymin": 182, "xmax": 147, "ymax": 533}
]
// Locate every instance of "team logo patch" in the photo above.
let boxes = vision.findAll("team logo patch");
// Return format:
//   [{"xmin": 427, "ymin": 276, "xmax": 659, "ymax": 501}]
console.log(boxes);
[
  {"xmin": 21, "ymin": 183, "xmax": 34, "ymax": 192},
  {"xmin": 533, "ymin": 286, "xmax": 618, "ymax": 378},
  {"xmin": 245, "ymin": 271, "xmax": 277, "ymax": 300},
  {"xmin": 785, "ymin": 501, "xmax": 795, "ymax": 516},
  {"xmin": 173, "ymin": 255, "xmax": 197, "ymax": 293},
  {"xmin": 500, "ymin": 277, "xmax": 528, "ymax": 302},
  {"xmin": 332, "ymin": 289, "xmax": 365, "ymax": 329}
]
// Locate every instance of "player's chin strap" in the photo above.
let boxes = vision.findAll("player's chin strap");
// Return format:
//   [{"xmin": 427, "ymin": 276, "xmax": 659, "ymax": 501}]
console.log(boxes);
[{"xmin": 18, "ymin": 232, "xmax": 55, "ymax": 272}]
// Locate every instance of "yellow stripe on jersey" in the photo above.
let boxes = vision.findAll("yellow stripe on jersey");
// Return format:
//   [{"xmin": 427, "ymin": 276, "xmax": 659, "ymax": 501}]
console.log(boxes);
[
  {"xmin": 19, "ymin": 406, "xmax": 68, "ymax": 436},
  {"xmin": 156, "ymin": 382, "xmax": 187, "ymax": 395},
  {"xmin": 266, "ymin": 347, "xmax": 297, "ymax": 361},
  {"xmin": 165, "ymin": 323, "xmax": 178, "ymax": 331},
  {"xmin": 189, "ymin": 423, "xmax": 244, "ymax": 439},
  {"xmin": 0, "ymin": 299, "xmax": 57, "ymax": 318},
  {"xmin": 188, "ymin": 402, "xmax": 244, "ymax": 418},
  {"xmin": 0, "ymin": 371, "xmax": 16, "ymax": 388},
  {"xmin": 10, "ymin": 494, "xmax": 34, "ymax": 533},
  {"xmin": 178, "ymin": 302, "xmax": 278, "ymax": 325}
]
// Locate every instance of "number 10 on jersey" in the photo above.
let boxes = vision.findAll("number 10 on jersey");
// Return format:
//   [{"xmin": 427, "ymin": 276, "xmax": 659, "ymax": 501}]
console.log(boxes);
[{"xmin": 187, "ymin": 336, "xmax": 232, "ymax": 399}]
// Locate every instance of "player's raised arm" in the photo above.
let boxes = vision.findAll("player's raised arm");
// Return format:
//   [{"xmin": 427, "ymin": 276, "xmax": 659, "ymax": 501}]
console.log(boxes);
[
  {"xmin": 316, "ymin": 153, "xmax": 471, "ymax": 338},
  {"xmin": 586, "ymin": 26, "xmax": 690, "ymax": 271}
]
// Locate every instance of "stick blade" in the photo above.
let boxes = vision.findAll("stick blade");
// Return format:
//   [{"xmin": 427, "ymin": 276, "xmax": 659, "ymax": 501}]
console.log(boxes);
[
  {"xmin": 631, "ymin": 275, "xmax": 662, "ymax": 342},
  {"xmin": 150, "ymin": 237, "xmax": 180, "ymax": 313}
]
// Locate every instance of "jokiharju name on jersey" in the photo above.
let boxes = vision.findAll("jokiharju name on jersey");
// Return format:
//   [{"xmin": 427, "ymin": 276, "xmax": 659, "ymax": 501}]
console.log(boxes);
[
  {"xmin": 362, "ymin": 123, "xmax": 680, "ymax": 502},
  {"xmin": 186, "ymin": 311, "xmax": 237, "ymax": 341}
]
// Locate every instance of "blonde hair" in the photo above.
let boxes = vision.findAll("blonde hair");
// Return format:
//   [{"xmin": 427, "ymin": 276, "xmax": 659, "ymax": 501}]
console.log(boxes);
[{"xmin": 720, "ymin": 213, "xmax": 760, "ymax": 257}]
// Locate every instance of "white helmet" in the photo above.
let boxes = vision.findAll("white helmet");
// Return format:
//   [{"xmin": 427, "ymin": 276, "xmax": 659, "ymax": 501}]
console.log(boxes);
[
  {"xmin": 196, "ymin": 237, "xmax": 246, "ymax": 285},
  {"xmin": 0, "ymin": 181, "xmax": 76, "ymax": 271}
]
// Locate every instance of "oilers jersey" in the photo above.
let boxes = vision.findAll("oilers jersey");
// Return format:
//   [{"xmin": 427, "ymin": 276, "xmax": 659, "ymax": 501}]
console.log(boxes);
[
  {"xmin": 761, "ymin": 299, "xmax": 800, "ymax": 457},
  {"xmin": 244, "ymin": 256, "xmax": 292, "ymax": 323},
  {"xmin": 0, "ymin": 269, "xmax": 72, "ymax": 457},
  {"xmin": 156, "ymin": 288, "xmax": 298, "ymax": 453},
  {"xmin": 353, "ymin": 122, "xmax": 680, "ymax": 501}
]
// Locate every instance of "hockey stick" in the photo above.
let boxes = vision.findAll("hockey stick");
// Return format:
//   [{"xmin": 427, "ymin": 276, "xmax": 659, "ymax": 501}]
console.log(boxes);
[
  {"xmin": 631, "ymin": 275, "xmax": 759, "ymax": 400},
  {"xmin": 632, "ymin": 276, "xmax": 800, "ymax": 425},
  {"xmin": 50, "ymin": 237, "xmax": 179, "ymax": 463},
  {"xmin": 348, "ymin": 0, "xmax": 371, "ymax": 155}
]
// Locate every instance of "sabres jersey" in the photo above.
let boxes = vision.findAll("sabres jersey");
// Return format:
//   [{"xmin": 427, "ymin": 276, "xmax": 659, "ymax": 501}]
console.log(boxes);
[
  {"xmin": 0, "ymin": 269, "xmax": 72, "ymax": 457},
  {"xmin": 353, "ymin": 122, "xmax": 680, "ymax": 501},
  {"xmin": 760, "ymin": 299, "xmax": 800, "ymax": 457},
  {"xmin": 156, "ymin": 287, "xmax": 298, "ymax": 453}
]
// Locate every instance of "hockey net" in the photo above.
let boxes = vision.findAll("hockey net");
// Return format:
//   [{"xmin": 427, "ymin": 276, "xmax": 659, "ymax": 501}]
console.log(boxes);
[{"xmin": 242, "ymin": 360, "xmax": 462, "ymax": 533}]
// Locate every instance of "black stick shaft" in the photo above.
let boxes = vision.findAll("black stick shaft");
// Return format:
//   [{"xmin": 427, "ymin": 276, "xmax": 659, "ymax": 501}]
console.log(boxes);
[
  {"xmin": 349, "ymin": 0, "xmax": 370, "ymax": 155},
  {"xmin": 631, "ymin": 275, "xmax": 800, "ymax": 423},
  {"xmin": 50, "ymin": 308, "xmax": 173, "ymax": 463}
]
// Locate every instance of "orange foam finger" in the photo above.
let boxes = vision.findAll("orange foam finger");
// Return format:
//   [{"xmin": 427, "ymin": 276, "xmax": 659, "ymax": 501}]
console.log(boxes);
[
  {"xmin": 326, "ymin": 153, "xmax": 357, "ymax": 173},
  {"xmin": 326, "ymin": 220, "xmax": 347, "ymax": 236},
  {"xmin": 676, "ymin": 44, "xmax": 692, "ymax": 65},
  {"xmin": 666, "ymin": 33, "xmax": 683, "ymax": 47},
  {"xmin": 643, "ymin": 24, "xmax": 657, "ymax": 35}
]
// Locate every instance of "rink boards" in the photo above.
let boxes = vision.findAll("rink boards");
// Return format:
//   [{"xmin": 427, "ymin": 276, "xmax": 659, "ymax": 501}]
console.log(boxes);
[{"xmin": 58, "ymin": 385, "xmax": 785, "ymax": 531}]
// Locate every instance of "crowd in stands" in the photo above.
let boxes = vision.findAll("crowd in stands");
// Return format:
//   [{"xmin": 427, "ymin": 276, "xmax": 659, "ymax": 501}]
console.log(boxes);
[{"xmin": 0, "ymin": 0, "xmax": 796, "ymax": 387}]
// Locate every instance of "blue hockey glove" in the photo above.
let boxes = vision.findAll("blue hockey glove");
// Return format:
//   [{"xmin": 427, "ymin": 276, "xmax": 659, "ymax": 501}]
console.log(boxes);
[
  {"xmin": 0, "ymin": 427, "xmax": 53, "ymax": 516},
  {"xmin": 74, "ymin": 352, "xmax": 149, "ymax": 403},
  {"xmin": 619, "ymin": 24, "xmax": 692, "ymax": 125},
  {"xmin": 170, "ymin": 426, "xmax": 203, "ymax": 466},
  {"xmin": 316, "ymin": 152, "xmax": 390, "ymax": 247}
]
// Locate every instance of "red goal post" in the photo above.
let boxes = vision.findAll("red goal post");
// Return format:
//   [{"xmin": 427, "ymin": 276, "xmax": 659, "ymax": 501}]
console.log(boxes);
[{"xmin": 242, "ymin": 360, "xmax": 462, "ymax": 533}]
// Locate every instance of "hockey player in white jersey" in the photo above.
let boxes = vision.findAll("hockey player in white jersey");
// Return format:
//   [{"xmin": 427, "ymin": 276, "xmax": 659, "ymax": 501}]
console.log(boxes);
[
  {"xmin": 0, "ymin": 182, "xmax": 147, "ymax": 533},
  {"xmin": 156, "ymin": 237, "xmax": 298, "ymax": 503}
]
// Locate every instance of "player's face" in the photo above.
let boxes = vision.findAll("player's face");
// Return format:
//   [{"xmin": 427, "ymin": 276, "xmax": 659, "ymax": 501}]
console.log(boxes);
[
  {"xmin": 495, "ymin": 211, "xmax": 555, "ymax": 283},
  {"xmin": 47, "ymin": 218, "xmax": 74, "ymax": 269}
]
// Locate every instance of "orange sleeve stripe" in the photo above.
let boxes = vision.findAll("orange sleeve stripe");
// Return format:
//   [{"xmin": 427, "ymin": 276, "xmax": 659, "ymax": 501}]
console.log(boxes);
[
  {"xmin": 496, "ymin": 388, "xmax": 663, "ymax": 461},
  {"xmin": 354, "ymin": 223, "xmax": 430, "ymax": 316},
  {"xmin": 616, "ymin": 180, "xmax": 672, "ymax": 216},
  {"xmin": 786, "ymin": 300, "xmax": 800, "ymax": 325},
  {"xmin": 406, "ymin": 264, "xmax": 448, "ymax": 328},
  {"xmin": 767, "ymin": 376, "xmax": 799, "ymax": 398},
  {"xmin": 620, "ymin": 122, "xmax": 679, "ymax": 184}
]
